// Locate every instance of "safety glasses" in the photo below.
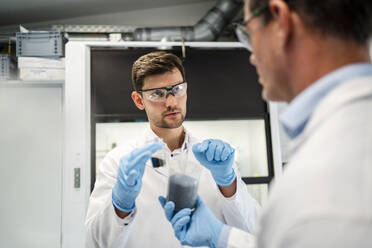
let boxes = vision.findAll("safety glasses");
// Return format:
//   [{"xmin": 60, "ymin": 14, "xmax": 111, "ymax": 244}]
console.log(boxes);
[
  {"xmin": 138, "ymin": 81, "xmax": 188, "ymax": 102},
  {"xmin": 234, "ymin": 6, "xmax": 268, "ymax": 51}
]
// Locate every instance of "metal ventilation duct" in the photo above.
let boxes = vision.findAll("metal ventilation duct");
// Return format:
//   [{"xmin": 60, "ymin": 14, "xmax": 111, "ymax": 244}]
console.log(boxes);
[{"xmin": 132, "ymin": 0, "xmax": 243, "ymax": 41}]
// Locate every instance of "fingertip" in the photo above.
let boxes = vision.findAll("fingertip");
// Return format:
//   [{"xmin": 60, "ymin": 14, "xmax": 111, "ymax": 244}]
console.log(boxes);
[
  {"xmin": 158, "ymin": 196, "xmax": 166, "ymax": 207},
  {"xmin": 171, "ymin": 207, "xmax": 191, "ymax": 226},
  {"xmin": 173, "ymin": 215, "xmax": 190, "ymax": 234},
  {"xmin": 221, "ymin": 147, "xmax": 229, "ymax": 161},
  {"xmin": 181, "ymin": 207, "xmax": 192, "ymax": 216},
  {"xmin": 215, "ymin": 144, "xmax": 223, "ymax": 161},
  {"xmin": 164, "ymin": 201, "xmax": 175, "ymax": 221},
  {"xmin": 228, "ymin": 143, "xmax": 234, "ymax": 153},
  {"xmin": 165, "ymin": 201, "xmax": 175, "ymax": 212},
  {"xmin": 177, "ymin": 207, "xmax": 191, "ymax": 216},
  {"xmin": 229, "ymin": 148, "xmax": 235, "ymax": 160},
  {"xmin": 206, "ymin": 149, "xmax": 214, "ymax": 161},
  {"xmin": 175, "ymin": 216, "xmax": 190, "ymax": 230},
  {"xmin": 200, "ymin": 140, "xmax": 210, "ymax": 151}
]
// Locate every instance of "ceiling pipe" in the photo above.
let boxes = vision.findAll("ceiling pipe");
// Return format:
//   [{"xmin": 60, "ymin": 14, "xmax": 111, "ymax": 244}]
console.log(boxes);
[{"xmin": 131, "ymin": 0, "xmax": 243, "ymax": 41}]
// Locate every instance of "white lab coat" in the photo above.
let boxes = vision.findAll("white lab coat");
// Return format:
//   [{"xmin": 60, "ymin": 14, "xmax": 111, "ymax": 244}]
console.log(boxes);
[
  {"xmin": 226, "ymin": 76, "xmax": 372, "ymax": 247},
  {"xmin": 85, "ymin": 127, "xmax": 260, "ymax": 248}
]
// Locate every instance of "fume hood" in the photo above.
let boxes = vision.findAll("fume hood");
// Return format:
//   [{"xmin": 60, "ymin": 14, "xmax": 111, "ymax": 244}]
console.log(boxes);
[{"xmin": 63, "ymin": 41, "xmax": 283, "ymax": 247}]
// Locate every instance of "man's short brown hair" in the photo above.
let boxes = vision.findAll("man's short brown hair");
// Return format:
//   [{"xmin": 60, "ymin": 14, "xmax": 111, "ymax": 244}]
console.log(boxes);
[
  {"xmin": 247, "ymin": 0, "xmax": 372, "ymax": 45},
  {"xmin": 131, "ymin": 51, "xmax": 185, "ymax": 91}
]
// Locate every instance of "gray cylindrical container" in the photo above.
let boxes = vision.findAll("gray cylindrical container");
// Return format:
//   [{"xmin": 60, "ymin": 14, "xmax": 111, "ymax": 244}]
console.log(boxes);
[{"xmin": 167, "ymin": 173, "xmax": 199, "ymax": 213}]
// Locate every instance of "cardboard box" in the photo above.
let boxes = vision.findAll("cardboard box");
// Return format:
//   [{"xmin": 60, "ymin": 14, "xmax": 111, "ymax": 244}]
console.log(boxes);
[
  {"xmin": 18, "ymin": 57, "xmax": 65, "ymax": 68},
  {"xmin": 20, "ymin": 67, "xmax": 64, "ymax": 81}
]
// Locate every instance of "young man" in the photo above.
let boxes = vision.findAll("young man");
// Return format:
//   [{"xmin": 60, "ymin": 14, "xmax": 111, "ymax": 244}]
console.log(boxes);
[
  {"xmin": 161, "ymin": 0, "xmax": 372, "ymax": 247},
  {"xmin": 85, "ymin": 51, "xmax": 260, "ymax": 247}
]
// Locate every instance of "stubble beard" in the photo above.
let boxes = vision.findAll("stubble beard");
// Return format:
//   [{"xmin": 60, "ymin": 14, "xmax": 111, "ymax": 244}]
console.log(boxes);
[
  {"xmin": 158, "ymin": 112, "xmax": 185, "ymax": 129},
  {"xmin": 156, "ymin": 107, "xmax": 186, "ymax": 129}
]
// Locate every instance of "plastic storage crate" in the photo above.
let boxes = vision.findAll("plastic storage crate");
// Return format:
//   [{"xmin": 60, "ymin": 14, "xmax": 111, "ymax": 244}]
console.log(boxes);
[
  {"xmin": 0, "ymin": 55, "xmax": 10, "ymax": 80},
  {"xmin": 16, "ymin": 32, "xmax": 64, "ymax": 57}
]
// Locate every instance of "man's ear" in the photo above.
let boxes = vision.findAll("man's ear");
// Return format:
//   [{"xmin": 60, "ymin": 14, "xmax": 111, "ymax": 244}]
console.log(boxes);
[
  {"xmin": 131, "ymin": 91, "xmax": 145, "ymax": 110},
  {"xmin": 270, "ymin": 0, "xmax": 293, "ymax": 51}
]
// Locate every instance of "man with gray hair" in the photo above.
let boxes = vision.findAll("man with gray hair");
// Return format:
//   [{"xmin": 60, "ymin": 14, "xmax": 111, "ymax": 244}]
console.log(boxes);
[{"xmin": 160, "ymin": 0, "xmax": 372, "ymax": 247}]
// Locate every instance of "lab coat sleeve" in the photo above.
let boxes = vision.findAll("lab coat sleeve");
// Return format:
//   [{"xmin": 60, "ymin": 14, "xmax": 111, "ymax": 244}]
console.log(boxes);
[
  {"xmin": 85, "ymin": 154, "xmax": 136, "ymax": 248},
  {"xmin": 264, "ymin": 218, "xmax": 372, "ymax": 248},
  {"xmin": 225, "ymin": 227, "xmax": 256, "ymax": 248},
  {"xmin": 217, "ymin": 163, "xmax": 261, "ymax": 233}
]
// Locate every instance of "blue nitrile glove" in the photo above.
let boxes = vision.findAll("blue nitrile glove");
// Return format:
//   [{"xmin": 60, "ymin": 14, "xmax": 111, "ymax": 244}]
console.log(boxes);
[
  {"xmin": 159, "ymin": 195, "xmax": 223, "ymax": 248},
  {"xmin": 192, "ymin": 139, "xmax": 236, "ymax": 186},
  {"xmin": 112, "ymin": 142, "xmax": 163, "ymax": 212}
]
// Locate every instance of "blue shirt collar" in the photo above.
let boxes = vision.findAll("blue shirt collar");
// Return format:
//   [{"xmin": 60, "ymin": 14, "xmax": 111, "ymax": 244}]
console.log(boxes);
[{"xmin": 280, "ymin": 63, "xmax": 372, "ymax": 139}]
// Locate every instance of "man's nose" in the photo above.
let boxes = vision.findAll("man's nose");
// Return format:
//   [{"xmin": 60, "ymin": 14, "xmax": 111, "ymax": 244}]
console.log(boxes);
[
  {"xmin": 165, "ymin": 93, "xmax": 177, "ymax": 107},
  {"xmin": 250, "ymin": 53, "xmax": 257, "ymax": 67}
]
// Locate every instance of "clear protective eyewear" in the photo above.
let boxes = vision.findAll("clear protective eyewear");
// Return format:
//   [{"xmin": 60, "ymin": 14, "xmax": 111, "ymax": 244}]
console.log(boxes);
[
  {"xmin": 138, "ymin": 81, "xmax": 188, "ymax": 102},
  {"xmin": 234, "ymin": 6, "xmax": 268, "ymax": 51}
]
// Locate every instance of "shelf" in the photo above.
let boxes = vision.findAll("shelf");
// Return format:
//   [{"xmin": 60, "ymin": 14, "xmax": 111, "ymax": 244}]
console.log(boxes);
[{"xmin": 0, "ymin": 80, "xmax": 64, "ymax": 88}]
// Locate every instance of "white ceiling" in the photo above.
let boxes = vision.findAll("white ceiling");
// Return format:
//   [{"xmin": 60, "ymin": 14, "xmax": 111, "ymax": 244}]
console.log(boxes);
[{"xmin": 0, "ymin": 0, "xmax": 214, "ymax": 27}]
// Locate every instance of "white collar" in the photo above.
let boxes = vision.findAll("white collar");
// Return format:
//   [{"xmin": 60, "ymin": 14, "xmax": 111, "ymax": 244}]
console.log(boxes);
[{"xmin": 142, "ymin": 125, "xmax": 190, "ymax": 153}]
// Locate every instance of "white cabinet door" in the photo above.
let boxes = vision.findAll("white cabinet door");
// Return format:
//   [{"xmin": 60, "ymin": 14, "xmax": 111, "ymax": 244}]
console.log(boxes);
[{"xmin": 0, "ymin": 85, "xmax": 62, "ymax": 248}]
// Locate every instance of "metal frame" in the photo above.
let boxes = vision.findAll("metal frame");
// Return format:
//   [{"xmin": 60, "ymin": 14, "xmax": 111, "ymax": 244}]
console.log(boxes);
[
  {"xmin": 268, "ymin": 101, "xmax": 284, "ymax": 177},
  {"xmin": 64, "ymin": 41, "xmax": 283, "ymax": 248}
]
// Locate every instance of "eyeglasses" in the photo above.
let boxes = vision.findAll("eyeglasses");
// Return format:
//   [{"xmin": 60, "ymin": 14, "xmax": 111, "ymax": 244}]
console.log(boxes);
[
  {"xmin": 138, "ymin": 81, "xmax": 188, "ymax": 102},
  {"xmin": 235, "ymin": 6, "xmax": 268, "ymax": 51}
]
